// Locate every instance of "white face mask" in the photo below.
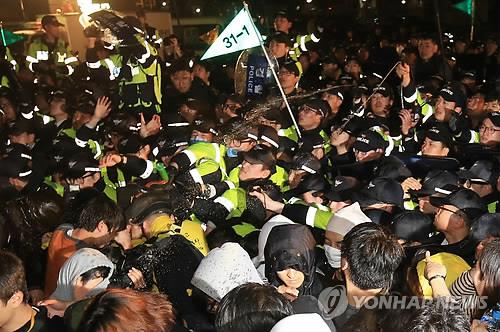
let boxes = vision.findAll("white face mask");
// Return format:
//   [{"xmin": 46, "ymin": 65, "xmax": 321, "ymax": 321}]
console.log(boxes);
[{"xmin": 324, "ymin": 244, "xmax": 341, "ymax": 268}]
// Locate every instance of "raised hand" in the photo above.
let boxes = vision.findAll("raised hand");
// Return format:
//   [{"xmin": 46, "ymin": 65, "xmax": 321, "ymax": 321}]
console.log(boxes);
[{"xmin": 139, "ymin": 113, "xmax": 162, "ymax": 138}]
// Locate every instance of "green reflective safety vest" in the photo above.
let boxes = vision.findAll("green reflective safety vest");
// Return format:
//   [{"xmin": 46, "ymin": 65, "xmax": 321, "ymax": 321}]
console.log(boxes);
[
  {"xmin": 278, "ymin": 126, "xmax": 299, "ymax": 143},
  {"xmin": 188, "ymin": 159, "xmax": 225, "ymax": 185},
  {"xmin": 289, "ymin": 33, "xmax": 321, "ymax": 62},
  {"xmin": 87, "ymin": 35, "xmax": 162, "ymax": 113},
  {"xmin": 179, "ymin": 142, "xmax": 227, "ymax": 174},
  {"xmin": 416, "ymin": 92, "xmax": 435, "ymax": 124},
  {"xmin": 26, "ymin": 36, "xmax": 78, "ymax": 76},
  {"xmin": 319, "ymin": 129, "xmax": 332, "ymax": 154},
  {"xmin": 100, "ymin": 167, "xmax": 126, "ymax": 202},
  {"xmin": 286, "ymin": 197, "xmax": 332, "ymax": 230},
  {"xmin": 214, "ymin": 187, "xmax": 247, "ymax": 220}
]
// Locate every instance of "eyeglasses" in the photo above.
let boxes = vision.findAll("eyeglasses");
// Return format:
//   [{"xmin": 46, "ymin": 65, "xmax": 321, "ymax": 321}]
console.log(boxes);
[
  {"xmin": 464, "ymin": 179, "xmax": 488, "ymax": 188},
  {"xmin": 437, "ymin": 205, "xmax": 459, "ymax": 215},
  {"xmin": 479, "ymin": 125, "xmax": 500, "ymax": 135}
]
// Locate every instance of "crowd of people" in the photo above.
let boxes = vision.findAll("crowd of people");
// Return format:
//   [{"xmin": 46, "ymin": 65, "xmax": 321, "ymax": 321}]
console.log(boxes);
[{"xmin": 0, "ymin": 6, "xmax": 499, "ymax": 332}]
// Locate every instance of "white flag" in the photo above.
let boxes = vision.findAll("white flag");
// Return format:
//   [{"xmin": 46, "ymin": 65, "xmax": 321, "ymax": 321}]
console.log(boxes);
[{"xmin": 201, "ymin": 8, "xmax": 261, "ymax": 60}]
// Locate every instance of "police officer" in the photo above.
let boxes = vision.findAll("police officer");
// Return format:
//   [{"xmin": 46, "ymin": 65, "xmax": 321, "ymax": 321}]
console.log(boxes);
[{"xmin": 26, "ymin": 15, "xmax": 78, "ymax": 82}]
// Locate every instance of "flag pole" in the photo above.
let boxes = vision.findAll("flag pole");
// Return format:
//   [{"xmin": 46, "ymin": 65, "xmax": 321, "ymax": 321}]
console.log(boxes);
[
  {"xmin": 0, "ymin": 22, "xmax": 7, "ymax": 47},
  {"xmin": 469, "ymin": 0, "xmax": 475, "ymax": 41},
  {"xmin": 243, "ymin": 2, "xmax": 302, "ymax": 139}
]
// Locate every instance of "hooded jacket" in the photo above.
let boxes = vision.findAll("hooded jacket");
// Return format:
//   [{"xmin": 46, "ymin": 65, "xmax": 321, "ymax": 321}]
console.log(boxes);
[
  {"xmin": 253, "ymin": 215, "xmax": 295, "ymax": 279},
  {"xmin": 191, "ymin": 242, "xmax": 263, "ymax": 302},
  {"xmin": 51, "ymin": 248, "xmax": 114, "ymax": 301},
  {"xmin": 264, "ymin": 224, "xmax": 318, "ymax": 297}
]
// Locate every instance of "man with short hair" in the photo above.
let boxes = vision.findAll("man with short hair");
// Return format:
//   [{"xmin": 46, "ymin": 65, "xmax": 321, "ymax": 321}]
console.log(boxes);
[
  {"xmin": 0, "ymin": 250, "xmax": 51, "ymax": 331},
  {"xmin": 44, "ymin": 193, "xmax": 126, "ymax": 296},
  {"xmin": 163, "ymin": 60, "xmax": 215, "ymax": 115},
  {"xmin": 334, "ymin": 223, "xmax": 404, "ymax": 329},
  {"xmin": 414, "ymin": 35, "xmax": 451, "ymax": 83},
  {"xmin": 479, "ymin": 112, "xmax": 500, "ymax": 149},
  {"xmin": 269, "ymin": 33, "xmax": 292, "ymax": 66},
  {"xmin": 273, "ymin": 11, "xmax": 293, "ymax": 35},
  {"xmin": 277, "ymin": 61, "xmax": 301, "ymax": 96}
]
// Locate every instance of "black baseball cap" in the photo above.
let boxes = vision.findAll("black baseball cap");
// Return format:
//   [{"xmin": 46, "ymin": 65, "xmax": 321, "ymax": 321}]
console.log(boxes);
[
  {"xmin": 457, "ymin": 160, "xmax": 499, "ymax": 187},
  {"xmin": 461, "ymin": 71, "xmax": 476, "ymax": 81},
  {"xmin": 353, "ymin": 177, "xmax": 404, "ymax": 208},
  {"xmin": 262, "ymin": 108, "xmax": 283, "ymax": 123},
  {"xmin": 323, "ymin": 176, "xmax": 360, "ymax": 202},
  {"xmin": 3, "ymin": 143, "xmax": 32, "ymax": 161},
  {"xmin": 374, "ymin": 156, "xmax": 412, "ymax": 181},
  {"xmin": 0, "ymin": 157, "xmax": 32, "ymax": 179},
  {"xmin": 408, "ymin": 170, "xmax": 459, "ymax": 198},
  {"xmin": 151, "ymin": 134, "xmax": 189, "ymax": 158},
  {"xmin": 285, "ymin": 173, "xmax": 328, "ymax": 199},
  {"xmin": 299, "ymin": 98, "xmax": 330, "ymax": 118},
  {"xmin": 339, "ymin": 117, "xmax": 362, "ymax": 136},
  {"xmin": 258, "ymin": 126, "xmax": 280, "ymax": 150},
  {"xmin": 193, "ymin": 118, "xmax": 218, "ymax": 136},
  {"xmin": 291, "ymin": 152, "xmax": 321, "ymax": 175},
  {"xmin": 184, "ymin": 98, "xmax": 210, "ymax": 115},
  {"xmin": 297, "ymin": 132, "xmax": 324, "ymax": 153},
  {"xmin": 325, "ymin": 88, "xmax": 344, "ymax": 101},
  {"xmin": 243, "ymin": 146, "xmax": 277, "ymax": 173},
  {"xmin": 41, "ymin": 15, "xmax": 64, "ymax": 28},
  {"xmin": 338, "ymin": 74, "xmax": 354, "ymax": 83},
  {"xmin": 390, "ymin": 210, "xmax": 434, "ymax": 242},
  {"xmin": 372, "ymin": 83, "xmax": 394, "ymax": 99},
  {"xmin": 7, "ymin": 120, "xmax": 35, "ymax": 136},
  {"xmin": 430, "ymin": 188, "xmax": 486, "ymax": 219},
  {"xmin": 487, "ymin": 112, "xmax": 500, "ymax": 127},
  {"xmin": 353, "ymin": 130, "xmax": 388, "ymax": 152},
  {"xmin": 424, "ymin": 125, "xmax": 453, "ymax": 147},
  {"xmin": 439, "ymin": 85, "xmax": 466, "ymax": 109},
  {"xmin": 274, "ymin": 10, "xmax": 291, "ymax": 20},
  {"xmin": 118, "ymin": 134, "xmax": 144, "ymax": 155},
  {"xmin": 322, "ymin": 56, "xmax": 339, "ymax": 66},
  {"xmin": 64, "ymin": 153, "xmax": 100, "ymax": 179}
]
